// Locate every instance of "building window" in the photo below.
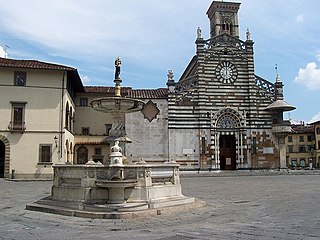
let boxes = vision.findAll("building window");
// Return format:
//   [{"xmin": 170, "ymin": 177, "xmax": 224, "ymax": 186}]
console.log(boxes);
[
  {"xmin": 81, "ymin": 127, "xmax": 90, "ymax": 135},
  {"xmin": 318, "ymin": 140, "xmax": 320, "ymax": 150},
  {"xmin": 80, "ymin": 98, "xmax": 88, "ymax": 106},
  {"xmin": 307, "ymin": 135, "xmax": 314, "ymax": 142},
  {"xmin": 308, "ymin": 145, "xmax": 315, "ymax": 152},
  {"xmin": 39, "ymin": 144, "xmax": 52, "ymax": 163},
  {"xmin": 317, "ymin": 127, "xmax": 320, "ymax": 135},
  {"xmin": 105, "ymin": 124, "xmax": 112, "ymax": 135},
  {"xmin": 299, "ymin": 136, "xmax": 304, "ymax": 142},
  {"xmin": 69, "ymin": 107, "xmax": 73, "ymax": 132},
  {"xmin": 14, "ymin": 71, "xmax": 27, "ymax": 86},
  {"xmin": 93, "ymin": 147, "xmax": 103, "ymax": 162},
  {"xmin": 201, "ymin": 137, "xmax": 206, "ymax": 154},
  {"xmin": 94, "ymin": 147, "xmax": 102, "ymax": 156},
  {"xmin": 287, "ymin": 136, "xmax": 293, "ymax": 142},
  {"xmin": 252, "ymin": 137, "xmax": 257, "ymax": 154},
  {"xmin": 299, "ymin": 145, "xmax": 306, "ymax": 153},
  {"xmin": 65, "ymin": 102, "xmax": 69, "ymax": 129},
  {"xmin": 288, "ymin": 145, "xmax": 293, "ymax": 153},
  {"xmin": 10, "ymin": 102, "xmax": 26, "ymax": 131}
]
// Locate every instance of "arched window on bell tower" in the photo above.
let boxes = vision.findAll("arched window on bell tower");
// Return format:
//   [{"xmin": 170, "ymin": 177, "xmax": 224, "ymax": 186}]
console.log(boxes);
[{"xmin": 221, "ymin": 19, "xmax": 233, "ymax": 35}]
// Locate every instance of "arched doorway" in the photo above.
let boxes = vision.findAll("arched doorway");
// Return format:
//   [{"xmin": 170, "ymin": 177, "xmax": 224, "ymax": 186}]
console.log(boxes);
[
  {"xmin": 210, "ymin": 108, "xmax": 246, "ymax": 170},
  {"xmin": 219, "ymin": 135, "xmax": 236, "ymax": 170},
  {"xmin": 0, "ymin": 141, "xmax": 5, "ymax": 177}
]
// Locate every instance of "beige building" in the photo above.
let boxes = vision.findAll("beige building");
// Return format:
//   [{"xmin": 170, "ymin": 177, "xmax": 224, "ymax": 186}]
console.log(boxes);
[
  {"xmin": 286, "ymin": 124, "xmax": 315, "ymax": 168},
  {"xmin": 311, "ymin": 120, "xmax": 320, "ymax": 168},
  {"xmin": 0, "ymin": 58, "xmax": 83, "ymax": 179}
]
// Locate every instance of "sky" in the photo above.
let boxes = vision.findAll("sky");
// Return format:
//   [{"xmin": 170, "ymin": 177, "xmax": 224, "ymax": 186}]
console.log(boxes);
[{"xmin": 0, "ymin": 0, "xmax": 319, "ymax": 123}]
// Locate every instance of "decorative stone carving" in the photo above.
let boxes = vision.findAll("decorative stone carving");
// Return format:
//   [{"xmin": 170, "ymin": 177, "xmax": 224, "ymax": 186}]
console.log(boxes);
[
  {"xmin": 109, "ymin": 141, "xmax": 124, "ymax": 166},
  {"xmin": 205, "ymin": 33, "xmax": 246, "ymax": 51}
]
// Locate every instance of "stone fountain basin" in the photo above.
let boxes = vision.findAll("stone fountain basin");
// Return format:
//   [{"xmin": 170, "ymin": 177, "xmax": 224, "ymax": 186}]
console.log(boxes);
[
  {"xmin": 90, "ymin": 97, "xmax": 144, "ymax": 113},
  {"xmin": 26, "ymin": 164, "xmax": 202, "ymax": 219}
]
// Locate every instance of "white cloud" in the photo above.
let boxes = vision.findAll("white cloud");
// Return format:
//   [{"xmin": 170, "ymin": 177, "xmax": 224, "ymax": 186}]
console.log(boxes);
[
  {"xmin": 0, "ymin": 46, "xmax": 6, "ymax": 58},
  {"xmin": 309, "ymin": 112, "xmax": 320, "ymax": 124},
  {"xmin": 295, "ymin": 14, "xmax": 305, "ymax": 23},
  {"xmin": 294, "ymin": 62, "xmax": 320, "ymax": 89}
]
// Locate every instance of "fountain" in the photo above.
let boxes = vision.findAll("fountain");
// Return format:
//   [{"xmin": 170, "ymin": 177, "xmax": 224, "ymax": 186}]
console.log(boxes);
[{"xmin": 26, "ymin": 58, "xmax": 202, "ymax": 219}]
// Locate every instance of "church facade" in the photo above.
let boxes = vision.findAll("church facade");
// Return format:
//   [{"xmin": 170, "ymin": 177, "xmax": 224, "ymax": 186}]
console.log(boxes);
[
  {"xmin": 165, "ymin": 1, "xmax": 294, "ymax": 170},
  {"xmin": 0, "ymin": 1, "xmax": 294, "ymax": 179}
]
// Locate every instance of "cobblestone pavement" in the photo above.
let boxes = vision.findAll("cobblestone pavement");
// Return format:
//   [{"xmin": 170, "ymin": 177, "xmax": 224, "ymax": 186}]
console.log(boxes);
[{"xmin": 1, "ymin": 172, "xmax": 320, "ymax": 239}]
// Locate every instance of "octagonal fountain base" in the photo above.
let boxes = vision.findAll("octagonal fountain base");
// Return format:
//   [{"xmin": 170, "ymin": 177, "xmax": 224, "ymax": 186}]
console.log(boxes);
[{"xmin": 26, "ymin": 163, "xmax": 204, "ymax": 219}]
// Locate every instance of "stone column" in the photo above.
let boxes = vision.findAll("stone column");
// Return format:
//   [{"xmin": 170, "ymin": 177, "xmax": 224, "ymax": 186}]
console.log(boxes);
[{"xmin": 278, "ymin": 136, "xmax": 287, "ymax": 169}]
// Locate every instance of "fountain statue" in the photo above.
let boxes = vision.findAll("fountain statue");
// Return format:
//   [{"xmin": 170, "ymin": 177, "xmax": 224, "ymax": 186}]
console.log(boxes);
[{"xmin": 26, "ymin": 58, "xmax": 202, "ymax": 219}]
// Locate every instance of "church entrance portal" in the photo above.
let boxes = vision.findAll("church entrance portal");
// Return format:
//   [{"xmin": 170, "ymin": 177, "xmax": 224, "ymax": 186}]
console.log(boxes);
[
  {"xmin": 0, "ymin": 141, "xmax": 5, "ymax": 178},
  {"xmin": 219, "ymin": 135, "xmax": 236, "ymax": 170}
]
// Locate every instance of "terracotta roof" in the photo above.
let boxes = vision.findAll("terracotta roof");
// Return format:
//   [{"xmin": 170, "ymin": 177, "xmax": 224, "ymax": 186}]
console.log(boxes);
[
  {"xmin": 84, "ymin": 86, "xmax": 168, "ymax": 99},
  {"xmin": 0, "ymin": 57, "xmax": 84, "ymax": 92},
  {"xmin": 291, "ymin": 124, "xmax": 314, "ymax": 133},
  {"xmin": 0, "ymin": 57, "xmax": 75, "ymax": 71},
  {"xmin": 75, "ymin": 141, "xmax": 109, "ymax": 145},
  {"xmin": 84, "ymin": 86, "xmax": 132, "ymax": 94},
  {"xmin": 129, "ymin": 88, "xmax": 168, "ymax": 99}
]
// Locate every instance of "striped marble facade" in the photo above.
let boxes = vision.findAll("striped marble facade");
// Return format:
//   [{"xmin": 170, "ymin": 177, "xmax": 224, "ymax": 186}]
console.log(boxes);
[{"xmin": 167, "ymin": 1, "xmax": 280, "ymax": 170}]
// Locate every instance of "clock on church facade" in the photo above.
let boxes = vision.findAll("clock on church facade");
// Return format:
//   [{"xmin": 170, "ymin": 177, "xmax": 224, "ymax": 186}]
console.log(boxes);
[{"xmin": 215, "ymin": 61, "xmax": 238, "ymax": 84}]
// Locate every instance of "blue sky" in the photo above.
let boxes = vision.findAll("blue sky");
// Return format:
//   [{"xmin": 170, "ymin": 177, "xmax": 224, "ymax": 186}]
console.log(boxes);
[{"xmin": 0, "ymin": 0, "xmax": 319, "ymax": 123}]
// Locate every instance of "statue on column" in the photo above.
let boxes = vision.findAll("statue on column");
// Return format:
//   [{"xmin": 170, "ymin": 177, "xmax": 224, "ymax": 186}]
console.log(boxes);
[{"xmin": 115, "ymin": 57, "xmax": 121, "ymax": 79}]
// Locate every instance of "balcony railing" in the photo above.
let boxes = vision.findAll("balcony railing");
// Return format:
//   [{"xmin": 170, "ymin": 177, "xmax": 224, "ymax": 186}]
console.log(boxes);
[{"xmin": 8, "ymin": 121, "xmax": 26, "ymax": 132}]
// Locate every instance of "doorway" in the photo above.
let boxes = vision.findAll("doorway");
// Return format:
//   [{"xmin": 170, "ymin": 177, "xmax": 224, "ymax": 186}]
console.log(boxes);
[
  {"xmin": 219, "ymin": 135, "xmax": 236, "ymax": 170},
  {"xmin": 0, "ymin": 141, "xmax": 5, "ymax": 178}
]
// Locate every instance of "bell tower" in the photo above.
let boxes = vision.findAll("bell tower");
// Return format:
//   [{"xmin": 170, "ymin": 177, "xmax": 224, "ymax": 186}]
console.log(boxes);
[{"xmin": 206, "ymin": 1, "xmax": 241, "ymax": 38}]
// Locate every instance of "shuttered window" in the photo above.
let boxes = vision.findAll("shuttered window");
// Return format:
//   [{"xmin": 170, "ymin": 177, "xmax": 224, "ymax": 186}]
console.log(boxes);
[{"xmin": 39, "ymin": 145, "xmax": 52, "ymax": 163}]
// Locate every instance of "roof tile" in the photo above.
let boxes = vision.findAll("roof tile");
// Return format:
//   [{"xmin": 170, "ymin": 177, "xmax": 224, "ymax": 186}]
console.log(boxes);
[
  {"xmin": 0, "ymin": 57, "xmax": 75, "ymax": 71},
  {"xmin": 84, "ymin": 86, "xmax": 168, "ymax": 99}
]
